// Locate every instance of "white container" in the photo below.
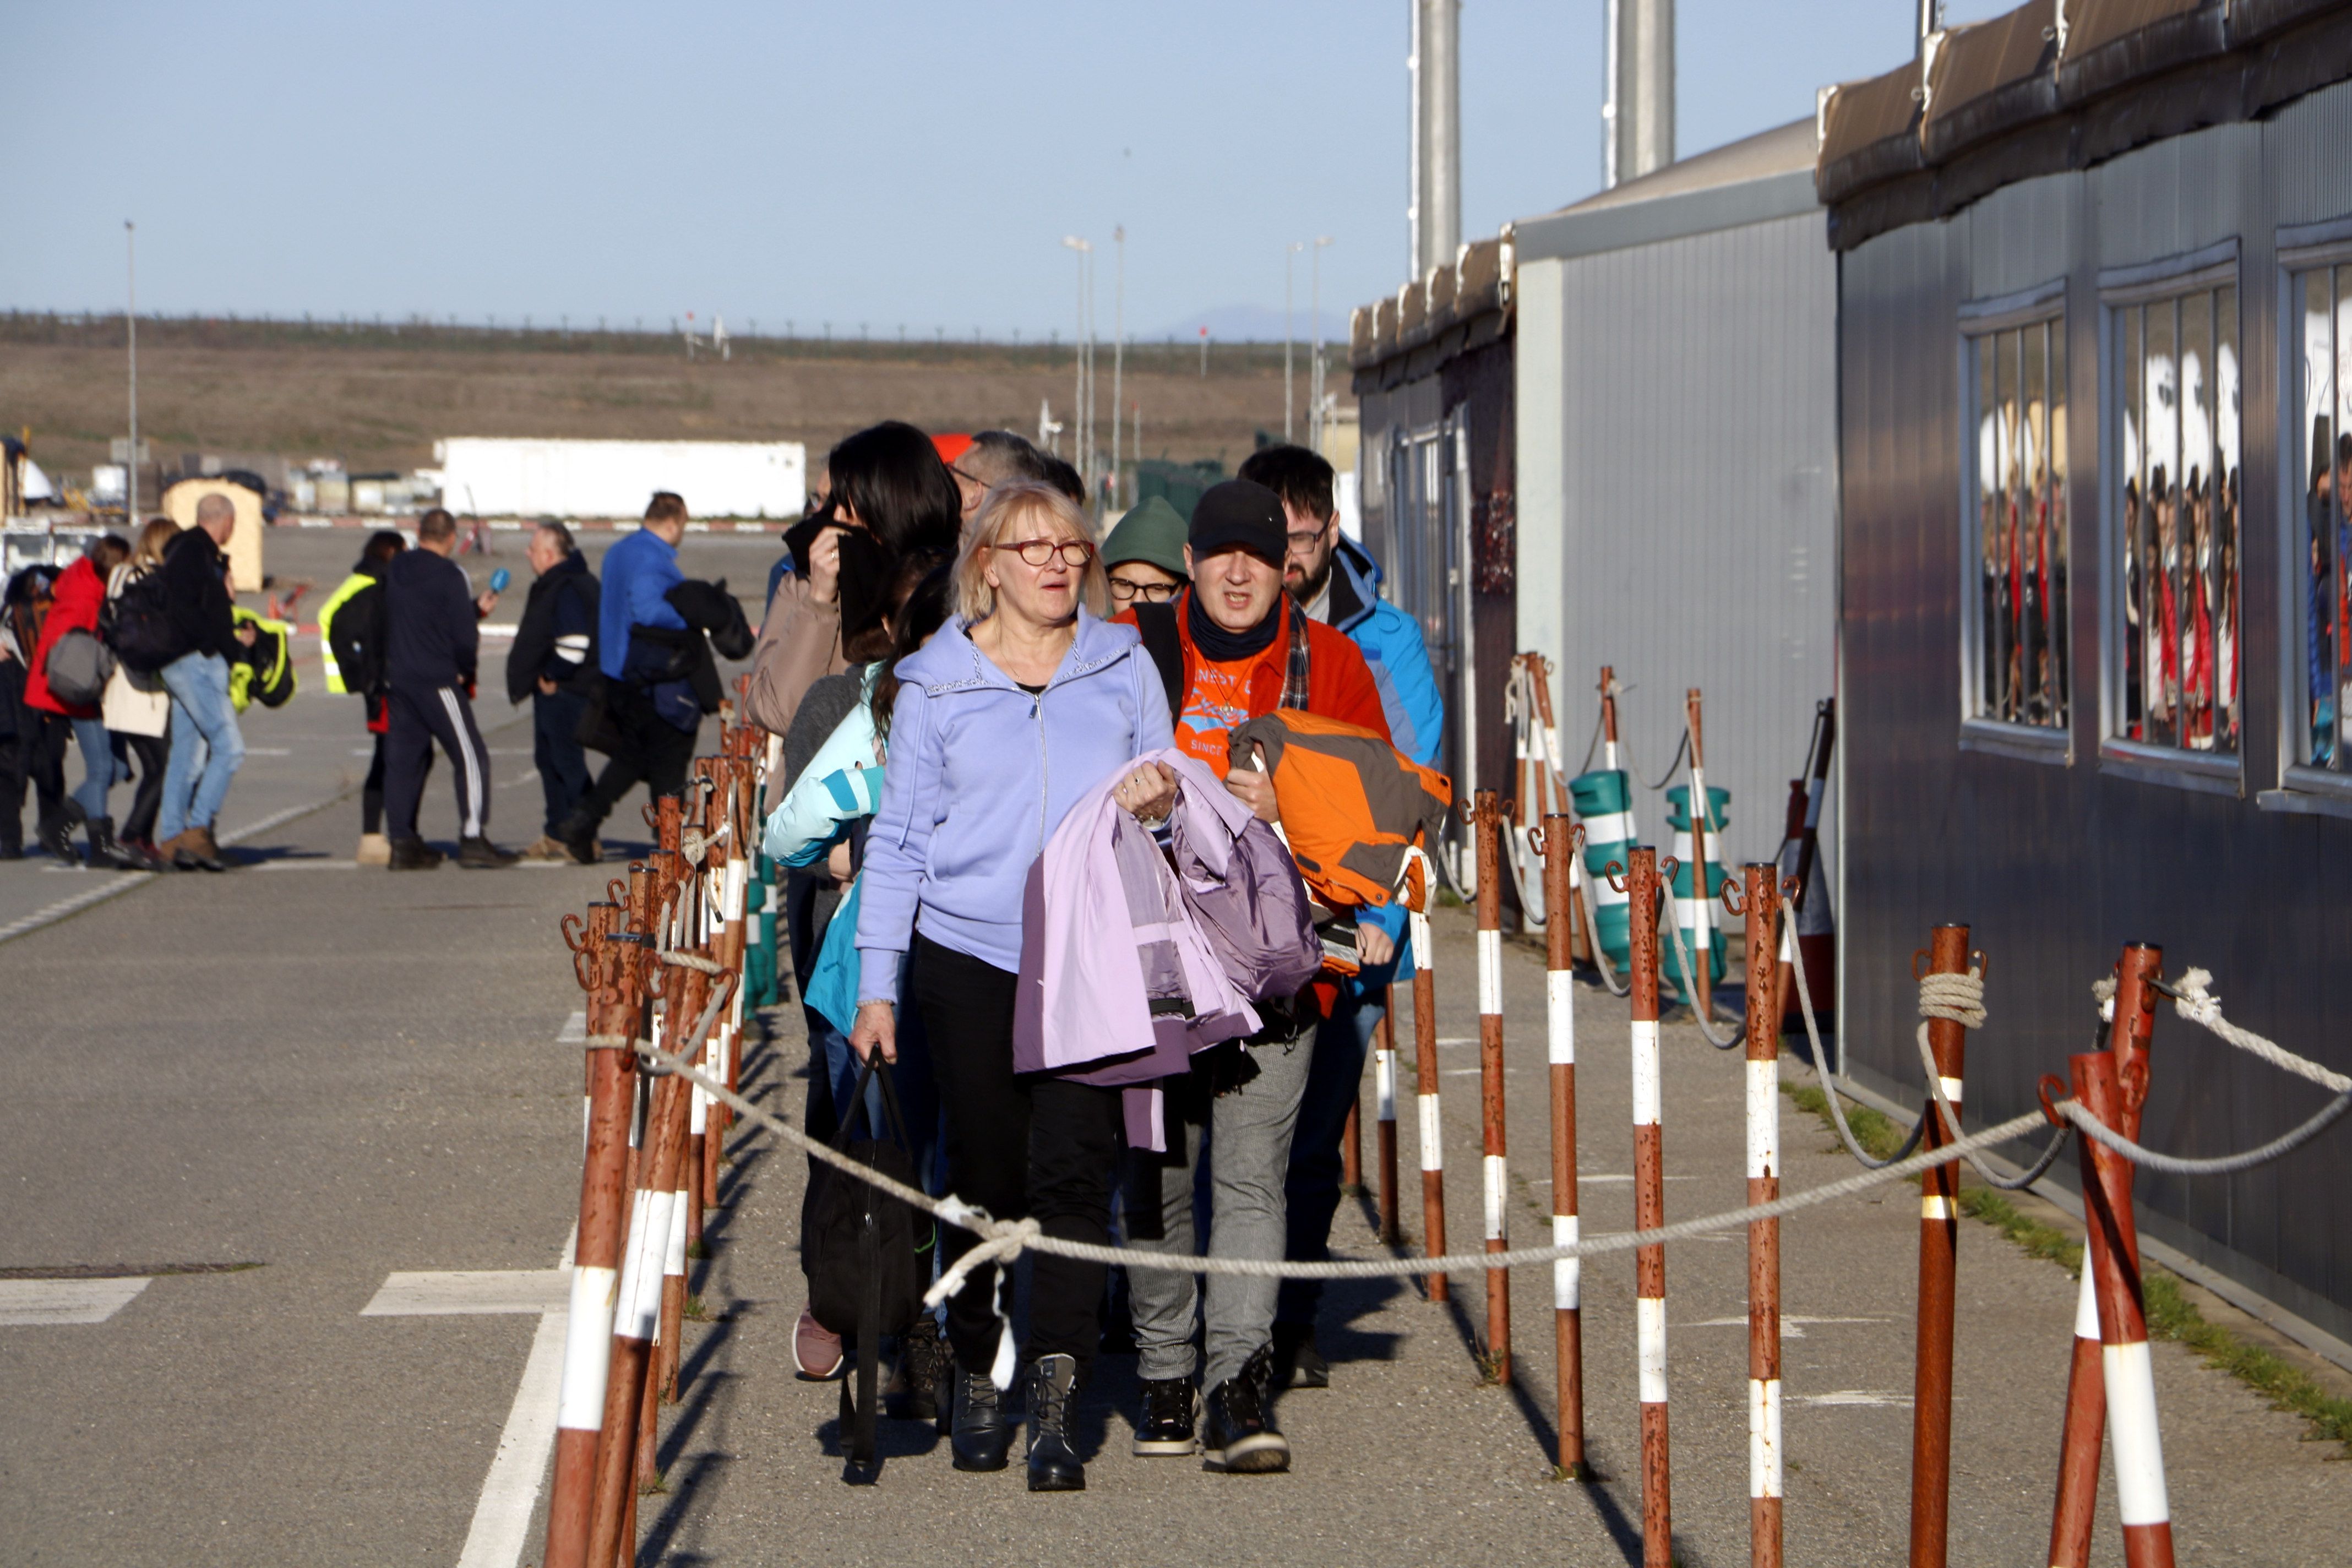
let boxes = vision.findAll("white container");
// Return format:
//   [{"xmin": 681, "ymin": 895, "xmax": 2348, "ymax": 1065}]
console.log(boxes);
[{"xmin": 432, "ymin": 437, "xmax": 807, "ymax": 520}]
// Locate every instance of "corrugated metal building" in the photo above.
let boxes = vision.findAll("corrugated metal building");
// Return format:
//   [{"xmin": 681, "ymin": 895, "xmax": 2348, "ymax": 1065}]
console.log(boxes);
[
  {"xmin": 1351, "ymin": 239, "xmax": 1518, "ymax": 884},
  {"xmin": 1825, "ymin": 0, "xmax": 2352, "ymax": 1349},
  {"xmin": 1511, "ymin": 118, "xmax": 1839, "ymax": 884}
]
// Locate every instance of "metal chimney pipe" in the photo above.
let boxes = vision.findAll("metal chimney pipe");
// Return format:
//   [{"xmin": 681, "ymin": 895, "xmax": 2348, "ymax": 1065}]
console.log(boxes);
[
  {"xmin": 1419, "ymin": 0, "xmax": 1461, "ymax": 275},
  {"xmin": 1613, "ymin": 0, "xmax": 1675, "ymax": 185}
]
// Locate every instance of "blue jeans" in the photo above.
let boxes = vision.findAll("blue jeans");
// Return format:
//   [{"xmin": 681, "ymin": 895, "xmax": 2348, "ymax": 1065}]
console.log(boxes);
[
  {"xmin": 1276, "ymin": 991, "xmax": 1384, "ymax": 1331},
  {"xmin": 158, "ymin": 653, "xmax": 244, "ymax": 841},
  {"xmin": 70, "ymin": 716, "xmax": 113, "ymax": 821}
]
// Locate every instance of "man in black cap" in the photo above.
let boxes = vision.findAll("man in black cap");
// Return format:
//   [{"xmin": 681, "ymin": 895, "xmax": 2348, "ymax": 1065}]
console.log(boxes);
[{"xmin": 1114, "ymin": 478, "xmax": 1390, "ymax": 1476}]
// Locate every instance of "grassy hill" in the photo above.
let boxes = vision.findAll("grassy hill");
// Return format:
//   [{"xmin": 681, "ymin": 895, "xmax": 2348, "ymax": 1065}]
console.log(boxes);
[{"xmin": 0, "ymin": 313, "xmax": 1344, "ymax": 487}]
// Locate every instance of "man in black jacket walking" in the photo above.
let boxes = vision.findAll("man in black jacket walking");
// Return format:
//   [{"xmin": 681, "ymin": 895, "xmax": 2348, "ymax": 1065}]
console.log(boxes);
[
  {"xmin": 508, "ymin": 521, "xmax": 598, "ymax": 861},
  {"xmin": 154, "ymin": 494, "xmax": 258, "ymax": 871},
  {"xmin": 381, "ymin": 508, "xmax": 514, "ymax": 869}
]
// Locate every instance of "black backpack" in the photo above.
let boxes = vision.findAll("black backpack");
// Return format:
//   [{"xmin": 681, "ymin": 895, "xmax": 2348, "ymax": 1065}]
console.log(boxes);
[
  {"xmin": 804, "ymin": 1055, "xmax": 932, "ymax": 1468},
  {"xmin": 104, "ymin": 568, "xmax": 178, "ymax": 674}
]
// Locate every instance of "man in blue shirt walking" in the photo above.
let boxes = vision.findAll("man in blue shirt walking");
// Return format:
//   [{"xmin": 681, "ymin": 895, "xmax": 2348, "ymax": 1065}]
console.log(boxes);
[{"xmin": 554, "ymin": 491, "xmax": 699, "ymax": 860}]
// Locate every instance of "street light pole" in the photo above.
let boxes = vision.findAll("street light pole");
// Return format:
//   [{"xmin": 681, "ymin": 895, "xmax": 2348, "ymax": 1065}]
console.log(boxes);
[
  {"xmin": 1062, "ymin": 236, "xmax": 1091, "ymax": 488},
  {"xmin": 1286, "ymin": 241, "xmax": 1304, "ymax": 443},
  {"xmin": 1112, "ymin": 225, "xmax": 1125, "ymax": 511},
  {"xmin": 1310, "ymin": 236, "xmax": 1333, "ymax": 456},
  {"xmin": 126, "ymin": 220, "xmax": 138, "ymax": 516}
]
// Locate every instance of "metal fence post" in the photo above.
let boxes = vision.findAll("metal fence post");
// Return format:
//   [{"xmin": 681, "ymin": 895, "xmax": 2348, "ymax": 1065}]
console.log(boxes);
[
  {"xmin": 2072, "ymin": 1048, "xmax": 2177, "ymax": 1568},
  {"xmin": 1624, "ymin": 845, "xmax": 1673, "ymax": 1567},
  {"xmin": 1542, "ymin": 814, "xmax": 1585, "ymax": 1478},
  {"xmin": 1375, "ymin": 993, "xmax": 1401, "ymax": 1245},
  {"xmin": 1683, "ymin": 690, "xmax": 1714, "ymax": 1021},
  {"xmin": 1739, "ymin": 864, "xmax": 1785, "ymax": 1567},
  {"xmin": 1473, "ymin": 792, "xmax": 1511, "ymax": 1379},
  {"xmin": 1908, "ymin": 923, "xmax": 1973, "ymax": 1568},
  {"xmin": 1408, "ymin": 849, "xmax": 1448, "ymax": 1303},
  {"xmin": 2048, "ymin": 943, "xmax": 2163, "ymax": 1567}
]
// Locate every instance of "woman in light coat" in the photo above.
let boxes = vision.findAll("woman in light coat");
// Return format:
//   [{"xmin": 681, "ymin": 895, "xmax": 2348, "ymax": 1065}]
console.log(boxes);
[{"xmin": 102, "ymin": 519, "xmax": 177, "ymax": 870}]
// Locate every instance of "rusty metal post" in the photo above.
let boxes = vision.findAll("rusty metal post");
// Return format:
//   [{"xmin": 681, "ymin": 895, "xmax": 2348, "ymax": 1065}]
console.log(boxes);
[
  {"xmin": 1623, "ymin": 846, "xmax": 1672, "ymax": 1567},
  {"xmin": 1599, "ymin": 666, "xmax": 1621, "ymax": 771},
  {"xmin": 1738, "ymin": 864, "xmax": 1785, "ymax": 1567},
  {"xmin": 1683, "ymin": 689, "xmax": 1714, "ymax": 1021},
  {"xmin": 1527, "ymin": 661, "xmax": 1586, "ymax": 965},
  {"xmin": 2071, "ymin": 1049, "xmax": 2176, "ymax": 1568},
  {"xmin": 544, "ymin": 912, "xmax": 640, "ymax": 1568},
  {"xmin": 585, "ymin": 1066, "xmax": 688, "ymax": 1568},
  {"xmin": 1342, "ymin": 1102, "xmax": 1364, "ymax": 1194},
  {"xmin": 1408, "ymin": 848, "xmax": 1448, "ymax": 1302},
  {"xmin": 1541, "ymin": 814, "xmax": 1585, "ymax": 1477},
  {"xmin": 1472, "ymin": 791, "xmax": 1511, "ymax": 1380},
  {"xmin": 2048, "ymin": 943, "xmax": 2164, "ymax": 1568},
  {"xmin": 652, "ymin": 958, "xmax": 709, "ymax": 1415},
  {"xmin": 1374, "ymin": 993, "xmax": 1401, "ymax": 1245},
  {"xmin": 1908, "ymin": 923, "xmax": 1973, "ymax": 1568}
]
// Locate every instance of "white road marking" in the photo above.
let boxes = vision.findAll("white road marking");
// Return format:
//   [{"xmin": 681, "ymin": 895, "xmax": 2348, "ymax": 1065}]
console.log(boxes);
[
  {"xmin": 454, "ymin": 1310, "xmax": 570, "ymax": 1568},
  {"xmin": 0, "ymin": 1277, "xmax": 151, "ymax": 1326},
  {"xmin": 558, "ymin": 1010, "xmax": 587, "ymax": 1044},
  {"xmin": 1796, "ymin": 1390, "xmax": 1913, "ymax": 1408},
  {"xmin": 362, "ymin": 1270, "xmax": 572, "ymax": 1316}
]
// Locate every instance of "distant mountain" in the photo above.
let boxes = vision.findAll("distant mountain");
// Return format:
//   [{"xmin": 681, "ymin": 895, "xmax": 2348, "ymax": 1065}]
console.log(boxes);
[{"xmin": 1148, "ymin": 304, "xmax": 1349, "ymax": 344}]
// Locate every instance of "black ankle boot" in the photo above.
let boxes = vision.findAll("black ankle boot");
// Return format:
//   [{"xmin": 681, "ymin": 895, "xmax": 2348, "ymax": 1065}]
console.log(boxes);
[
  {"xmin": 1025, "ymin": 1353, "xmax": 1085, "ymax": 1492},
  {"xmin": 84, "ymin": 816, "xmax": 128, "ymax": 869},
  {"xmin": 950, "ymin": 1363, "xmax": 1012, "ymax": 1472},
  {"xmin": 38, "ymin": 801, "xmax": 85, "ymax": 863}
]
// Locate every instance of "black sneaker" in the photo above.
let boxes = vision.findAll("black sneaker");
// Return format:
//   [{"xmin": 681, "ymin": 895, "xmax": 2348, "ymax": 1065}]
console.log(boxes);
[
  {"xmin": 387, "ymin": 837, "xmax": 445, "ymax": 870},
  {"xmin": 1132, "ymin": 1376, "xmax": 1199, "ymax": 1456},
  {"xmin": 1202, "ymin": 1344, "xmax": 1290, "ymax": 1473},
  {"xmin": 1271, "ymin": 1321, "xmax": 1330, "ymax": 1390},
  {"xmin": 456, "ymin": 835, "xmax": 520, "ymax": 868}
]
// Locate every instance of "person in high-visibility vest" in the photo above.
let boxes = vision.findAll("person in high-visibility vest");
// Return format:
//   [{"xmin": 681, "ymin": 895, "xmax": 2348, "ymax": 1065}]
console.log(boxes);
[{"xmin": 318, "ymin": 530, "xmax": 410, "ymax": 864}]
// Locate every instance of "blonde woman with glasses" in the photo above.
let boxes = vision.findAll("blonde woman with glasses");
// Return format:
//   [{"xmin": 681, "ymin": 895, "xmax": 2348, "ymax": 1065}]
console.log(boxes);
[{"xmin": 850, "ymin": 480, "xmax": 1176, "ymax": 1491}]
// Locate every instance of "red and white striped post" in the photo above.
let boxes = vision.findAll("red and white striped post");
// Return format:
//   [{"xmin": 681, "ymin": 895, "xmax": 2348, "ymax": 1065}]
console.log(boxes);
[
  {"xmin": 2071, "ymin": 1048, "xmax": 2176, "ymax": 1568},
  {"xmin": 1342, "ymin": 1101, "xmax": 1363, "ymax": 1193},
  {"xmin": 1738, "ymin": 863, "xmax": 1785, "ymax": 1567},
  {"xmin": 1472, "ymin": 791, "xmax": 1511, "ymax": 1380},
  {"xmin": 1375, "ymin": 994, "xmax": 1401, "ymax": 1245},
  {"xmin": 543, "ymin": 915, "xmax": 642, "ymax": 1568},
  {"xmin": 2048, "ymin": 943, "xmax": 2163, "ymax": 1567},
  {"xmin": 1541, "ymin": 814, "xmax": 1585, "ymax": 1478},
  {"xmin": 1407, "ymin": 847, "xmax": 1449, "ymax": 1303},
  {"xmin": 1909, "ymin": 923, "xmax": 1973, "ymax": 1568},
  {"xmin": 1624, "ymin": 845, "xmax": 1673, "ymax": 1566},
  {"xmin": 586, "ymin": 1066, "xmax": 688, "ymax": 1568},
  {"xmin": 1683, "ymin": 690, "xmax": 1714, "ymax": 1022}
]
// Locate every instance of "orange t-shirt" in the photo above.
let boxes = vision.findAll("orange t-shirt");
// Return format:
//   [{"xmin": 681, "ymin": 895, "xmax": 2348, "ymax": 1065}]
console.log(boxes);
[{"xmin": 1173, "ymin": 643, "xmax": 1283, "ymax": 776}]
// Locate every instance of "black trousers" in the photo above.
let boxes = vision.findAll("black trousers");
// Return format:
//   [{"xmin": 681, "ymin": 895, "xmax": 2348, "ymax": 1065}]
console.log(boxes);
[
  {"xmin": 115, "ymin": 732, "xmax": 167, "ymax": 843},
  {"xmin": 913, "ymin": 936, "xmax": 1124, "ymax": 1371},
  {"xmin": 384, "ymin": 683, "xmax": 491, "ymax": 841},
  {"xmin": 578, "ymin": 684, "xmax": 696, "ymax": 832},
  {"xmin": 532, "ymin": 690, "xmax": 592, "ymax": 837}
]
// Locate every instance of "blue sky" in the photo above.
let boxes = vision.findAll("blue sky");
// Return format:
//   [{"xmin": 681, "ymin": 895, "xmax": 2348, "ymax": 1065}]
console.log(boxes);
[{"xmin": 14, "ymin": 2, "xmax": 2007, "ymax": 339}]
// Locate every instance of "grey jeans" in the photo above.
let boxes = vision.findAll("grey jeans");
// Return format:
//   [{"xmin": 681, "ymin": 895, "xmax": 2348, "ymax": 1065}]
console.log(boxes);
[{"xmin": 1124, "ymin": 1036, "xmax": 1312, "ymax": 1390}]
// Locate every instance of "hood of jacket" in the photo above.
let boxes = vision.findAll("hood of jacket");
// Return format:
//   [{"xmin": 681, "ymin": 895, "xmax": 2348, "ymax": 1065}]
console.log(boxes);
[{"xmin": 1322, "ymin": 533, "xmax": 1384, "ymax": 636}]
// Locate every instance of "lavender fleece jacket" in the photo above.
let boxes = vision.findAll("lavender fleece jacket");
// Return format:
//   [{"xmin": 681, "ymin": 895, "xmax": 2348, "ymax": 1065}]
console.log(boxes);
[{"xmin": 855, "ymin": 607, "xmax": 1175, "ymax": 1006}]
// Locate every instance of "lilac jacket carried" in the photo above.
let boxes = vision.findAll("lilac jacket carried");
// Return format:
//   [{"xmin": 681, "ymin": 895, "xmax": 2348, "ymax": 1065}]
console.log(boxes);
[{"xmin": 855, "ymin": 607, "xmax": 1174, "ymax": 1005}]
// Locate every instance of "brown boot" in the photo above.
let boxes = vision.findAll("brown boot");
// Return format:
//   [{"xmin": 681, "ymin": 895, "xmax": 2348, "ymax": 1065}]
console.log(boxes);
[{"xmin": 182, "ymin": 826, "xmax": 228, "ymax": 873}]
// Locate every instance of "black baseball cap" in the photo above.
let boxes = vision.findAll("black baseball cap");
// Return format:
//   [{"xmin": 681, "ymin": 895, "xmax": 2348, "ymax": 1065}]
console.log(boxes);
[{"xmin": 1186, "ymin": 478, "xmax": 1288, "ymax": 565}]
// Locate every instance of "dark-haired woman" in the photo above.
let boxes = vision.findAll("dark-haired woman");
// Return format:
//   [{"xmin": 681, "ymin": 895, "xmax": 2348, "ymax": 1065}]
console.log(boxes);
[{"xmin": 743, "ymin": 420, "xmax": 961, "ymax": 742}]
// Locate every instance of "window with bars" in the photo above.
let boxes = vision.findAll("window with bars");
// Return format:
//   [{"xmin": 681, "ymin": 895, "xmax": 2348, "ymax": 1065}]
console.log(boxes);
[
  {"xmin": 2113, "ymin": 282, "xmax": 2242, "ymax": 756},
  {"xmin": 1963, "ymin": 315, "xmax": 2071, "ymax": 731},
  {"xmin": 2292, "ymin": 262, "xmax": 2352, "ymax": 774}
]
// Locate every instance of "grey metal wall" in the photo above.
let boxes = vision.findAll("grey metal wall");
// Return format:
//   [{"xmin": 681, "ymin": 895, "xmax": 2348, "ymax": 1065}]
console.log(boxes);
[
  {"xmin": 1527, "ymin": 210, "xmax": 1841, "ymax": 878},
  {"xmin": 1838, "ymin": 82, "xmax": 2352, "ymax": 1344}
]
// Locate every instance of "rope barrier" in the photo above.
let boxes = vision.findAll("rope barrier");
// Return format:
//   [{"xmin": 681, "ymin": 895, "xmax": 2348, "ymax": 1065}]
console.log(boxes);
[
  {"xmin": 633, "ymin": 1028, "xmax": 2057, "ymax": 1283},
  {"xmin": 1660, "ymin": 885, "xmax": 1741, "ymax": 1049},
  {"xmin": 1779, "ymin": 903, "xmax": 1930, "ymax": 1170},
  {"xmin": 1907, "ymin": 968, "xmax": 2073, "ymax": 1192},
  {"xmin": 2162, "ymin": 968, "xmax": 2352, "ymax": 1095},
  {"xmin": 2056, "ymin": 1093, "xmax": 2352, "ymax": 1177}
]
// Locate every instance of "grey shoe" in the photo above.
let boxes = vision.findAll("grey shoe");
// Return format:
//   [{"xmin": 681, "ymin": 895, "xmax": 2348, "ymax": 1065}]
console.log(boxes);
[{"xmin": 1025, "ymin": 1354, "xmax": 1085, "ymax": 1492}]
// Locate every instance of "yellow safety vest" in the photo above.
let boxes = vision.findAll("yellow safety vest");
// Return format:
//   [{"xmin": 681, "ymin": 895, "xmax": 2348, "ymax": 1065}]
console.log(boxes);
[{"xmin": 314, "ymin": 569, "xmax": 376, "ymax": 695}]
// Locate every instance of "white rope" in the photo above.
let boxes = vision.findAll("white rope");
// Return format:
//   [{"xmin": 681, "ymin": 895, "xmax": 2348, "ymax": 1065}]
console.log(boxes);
[
  {"xmin": 2166, "ymin": 968, "xmax": 2351, "ymax": 1094},
  {"xmin": 1908, "ymin": 968, "xmax": 2070, "ymax": 1190}
]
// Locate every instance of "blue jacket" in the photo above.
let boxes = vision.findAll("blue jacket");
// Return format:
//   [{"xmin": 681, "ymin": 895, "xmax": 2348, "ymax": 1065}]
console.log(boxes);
[
  {"xmin": 598, "ymin": 527, "xmax": 687, "ymax": 680},
  {"xmin": 1319, "ymin": 532, "xmax": 1446, "ymax": 990},
  {"xmin": 855, "ymin": 608, "xmax": 1175, "ymax": 1005}
]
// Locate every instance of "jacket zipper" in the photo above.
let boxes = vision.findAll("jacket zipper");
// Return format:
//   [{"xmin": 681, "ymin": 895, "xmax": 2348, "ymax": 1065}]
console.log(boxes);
[{"xmin": 1033, "ymin": 685, "xmax": 1049, "ymax": 855}]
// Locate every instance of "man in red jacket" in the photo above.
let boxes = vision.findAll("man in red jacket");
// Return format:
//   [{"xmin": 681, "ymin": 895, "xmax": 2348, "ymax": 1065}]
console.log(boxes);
[{"xmin": 1116, "ymin": 480, "xmax": 1390, "ymax": 1477}]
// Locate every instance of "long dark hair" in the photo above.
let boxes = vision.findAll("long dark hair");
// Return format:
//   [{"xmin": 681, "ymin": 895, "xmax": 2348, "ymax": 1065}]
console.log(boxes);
[
  {"xmin": 871, "ymin": 564, "xmax": 956, "ymax": 745},
  {"xmin": 827, "ymin": 421, "xmax": 960, "ymax": 558}
]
